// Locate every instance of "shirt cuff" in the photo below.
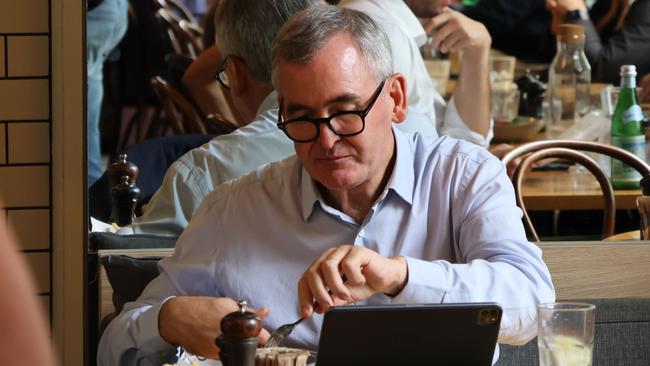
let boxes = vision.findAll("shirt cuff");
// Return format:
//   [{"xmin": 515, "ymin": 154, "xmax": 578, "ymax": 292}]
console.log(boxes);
[
  {"xmin": 441, "ymin": 97, "xmax": 494, "ymax": 147},
  {"xmin": 388, "ymin": 257, "xmax": 448, "ymax": 304},
  {"xmin": 134, "ymin": 297, "xmax": 178, "ymax": 360}
]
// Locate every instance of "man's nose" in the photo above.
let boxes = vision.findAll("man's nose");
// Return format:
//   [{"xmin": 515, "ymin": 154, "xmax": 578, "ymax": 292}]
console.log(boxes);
[{"xmin": 316, "ymin": 122, "xmax": 340, "ymax": 149}]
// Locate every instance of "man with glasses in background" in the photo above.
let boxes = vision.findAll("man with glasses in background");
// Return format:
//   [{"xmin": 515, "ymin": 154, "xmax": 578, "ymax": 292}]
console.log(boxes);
[
  {"xmin": 131, "ymin": 0, "xmax": 436, "ymax": 237},
  {"xmin": 99, "ymin": 6, "xmax": 554, "ymax": 365}
]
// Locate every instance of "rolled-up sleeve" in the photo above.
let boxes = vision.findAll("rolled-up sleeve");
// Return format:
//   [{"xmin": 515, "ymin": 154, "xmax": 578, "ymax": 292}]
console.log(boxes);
[
  {"xmin": 388, "ymin": 155, "xmax": 554, "ymax": 345},
  {"xmin": 437, "ymin": 96, "xmax": 494, "ymax": 147}
]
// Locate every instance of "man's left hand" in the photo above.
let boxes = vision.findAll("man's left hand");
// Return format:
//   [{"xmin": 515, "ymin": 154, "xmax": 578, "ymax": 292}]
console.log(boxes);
[
  {"xmin": 424, "ymin": 7, "xmax": 491, "ymax": 54},
  {"xmin": 298, "ymin": 245, "xmax": 408, "ymax": 318}
]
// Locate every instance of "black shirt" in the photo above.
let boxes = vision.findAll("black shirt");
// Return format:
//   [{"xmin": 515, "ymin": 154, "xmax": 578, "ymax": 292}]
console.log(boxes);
[{"xmin": 459, "ymin": 0, "xmax": 556, "ymax": 63}]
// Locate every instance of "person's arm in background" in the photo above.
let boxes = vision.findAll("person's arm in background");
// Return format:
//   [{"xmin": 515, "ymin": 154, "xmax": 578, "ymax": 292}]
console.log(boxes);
[
  {"xmin": 0, "ymin": 203, "xmax": 57, "ymax": 365},
  {"xmin": 547, "ymin": 0, "xmax": 650, "ymax": 84},
  {"xmin": 425, "ymin": 8, "xmax": 492, "ymax": 138},
  {"xmin": 403, "ymin": 0, "xmax": 451, "ymax": 17},
  {"xmin": 181, "ymin": 44, "xmax": 246, "ymax": 125}
]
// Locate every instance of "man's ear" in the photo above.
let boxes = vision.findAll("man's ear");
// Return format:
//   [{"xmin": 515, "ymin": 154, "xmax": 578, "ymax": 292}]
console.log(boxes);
[
  {"xmin": 227, "ymin": 56, "xmax": 249, "ymax": 95},
  {"xmin": 388, "ymin": 74, "xmax": 408, "ymax": 123}
]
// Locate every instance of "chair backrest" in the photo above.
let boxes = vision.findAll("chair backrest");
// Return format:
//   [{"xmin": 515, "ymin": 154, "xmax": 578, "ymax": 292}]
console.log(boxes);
[
  {"xmin": 153, "ymin": 0, "xmax": 199, "ymax": 25},
  {"xmin": 501, "ymin": 140, "xmax": 650, "ymax": 241},
  {"xmin": 513, "ymin": 147, "xmax": 616, "ymax": 241},
  {"xmin": 205, "ymin": 113, "xmax": 238, "ymax": 135},
  {"xmin": 155, "ymin": 8, "xmax": 201, "ymax": 58},
  {"xmin": 151, "ymin": 75, "xmax": 207, "ymax": 135},
  {"xmin": 502, "ymin": 140, "xmax": 650, "ymax": 180}
]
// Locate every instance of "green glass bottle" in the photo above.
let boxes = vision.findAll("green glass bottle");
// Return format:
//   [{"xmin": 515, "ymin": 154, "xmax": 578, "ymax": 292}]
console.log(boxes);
[{"xmin": 611, "ymin": 65, "xmax": 646, "ymax": 189}]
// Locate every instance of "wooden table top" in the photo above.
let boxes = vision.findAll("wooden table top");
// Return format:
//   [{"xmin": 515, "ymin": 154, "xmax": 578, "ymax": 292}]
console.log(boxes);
[{"xmin": 521, "ymin": 168, "xmax": 642, "ymax": 211}]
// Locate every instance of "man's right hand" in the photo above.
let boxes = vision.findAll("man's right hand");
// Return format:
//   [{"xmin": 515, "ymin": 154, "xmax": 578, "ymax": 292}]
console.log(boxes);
[{"xmin": 158, "ymin": 296, "xmax": 270, "ymax": 359}]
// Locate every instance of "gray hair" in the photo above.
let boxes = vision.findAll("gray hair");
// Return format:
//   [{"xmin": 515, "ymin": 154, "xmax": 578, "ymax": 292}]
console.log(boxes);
[
  {"xmin": 214, "ymin": 0, "xmax": 319, "ymax": 82},
  {"xmin": 271, "ymin": 5, "xmax": 393, "ymax": 85}
]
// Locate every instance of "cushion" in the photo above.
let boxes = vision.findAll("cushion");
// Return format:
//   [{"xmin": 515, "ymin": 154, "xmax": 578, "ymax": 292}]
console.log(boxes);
[
  {"xmin": 90, "ymin": 232, "xmax": 177, "ymax": 251},
  {"xmin": 100, "ymin": 254, "xmax": 162, "ymax": 313}
]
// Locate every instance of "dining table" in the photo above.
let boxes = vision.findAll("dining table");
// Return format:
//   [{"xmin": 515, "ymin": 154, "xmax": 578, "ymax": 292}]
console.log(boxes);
[{"xmin": 520, "ymin": 167, "xmax": 643, "ymax": 211}]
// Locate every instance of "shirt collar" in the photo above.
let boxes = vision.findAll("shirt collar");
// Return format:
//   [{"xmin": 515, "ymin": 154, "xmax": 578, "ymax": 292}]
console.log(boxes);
[
  {"xmin": 255, "ymin": 90, "xmax": 278, "ymax": 117},
  {"xmin": 299, "ymin": 126, "xmax": 415, "ymax": 221},
  {"xmin": 300, "ymin": 166, "xmax": 321, "ymax": 221},
  {"xmin": 385, "ymin": 126, "xmax": 415, "ymax": 206}
]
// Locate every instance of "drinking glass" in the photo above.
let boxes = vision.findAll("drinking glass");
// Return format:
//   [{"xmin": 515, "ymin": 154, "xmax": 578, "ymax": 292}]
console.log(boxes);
[
  {"xmin": 489, "ymin": 55, "xmax": 516, "ymax": 85},
  {"xmin": 491, "ymin": 86, "xmax": 520, "ymax": 124},
  {"xmin": 538, "ymin": 302, "xmax": 595, "ymax": 366}
]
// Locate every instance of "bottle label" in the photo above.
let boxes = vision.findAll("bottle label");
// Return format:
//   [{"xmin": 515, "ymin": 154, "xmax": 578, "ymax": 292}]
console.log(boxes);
[
  {"xmin": 623, "ymin": 105, "xmax": 643, "ymax": 124},
  {"xmin": 611, "ymin": 135, "xmax": 645, "ymax": 182}
]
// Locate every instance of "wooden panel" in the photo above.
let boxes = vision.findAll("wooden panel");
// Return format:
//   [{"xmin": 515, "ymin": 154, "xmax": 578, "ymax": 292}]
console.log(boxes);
[
  {"xmin": 0, "ymin": 36, "xmax": 4, "ymax": 78},
  {"xmin": 0, "ymin": 123, "xmax": 5, "ymax": 164},
  {"xmin": 539, "ymin": 241, "xmax": 650, "ymax": 299}
]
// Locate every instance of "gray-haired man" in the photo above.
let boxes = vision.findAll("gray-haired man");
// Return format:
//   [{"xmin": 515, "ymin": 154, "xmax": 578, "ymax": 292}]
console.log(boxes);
[{"xmin": 99, "ymin": 5, "xmax": 554, "ymax": 365}]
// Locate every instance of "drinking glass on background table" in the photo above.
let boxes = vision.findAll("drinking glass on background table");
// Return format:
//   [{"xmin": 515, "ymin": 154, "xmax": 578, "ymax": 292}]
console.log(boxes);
[
  {"xmin": 491, "ymin": 84, "xmax": 520, "ymax": 123},
  {"xmin": 538, "ymin": 302, "xmax": 595, "ymax": 366},
  {"xmin": 600, "ymin": 85, "xmax": 644, "ymax": 118},
  {"xmin": 489, "ymin": 55, "xmax": 516, "ymax": 86}
]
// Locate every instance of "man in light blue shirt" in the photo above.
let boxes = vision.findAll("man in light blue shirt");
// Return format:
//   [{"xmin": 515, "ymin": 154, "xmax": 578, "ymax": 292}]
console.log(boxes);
[{"xmin": 99, "ymin": 5, "xmax": 554, "ymax": 365}]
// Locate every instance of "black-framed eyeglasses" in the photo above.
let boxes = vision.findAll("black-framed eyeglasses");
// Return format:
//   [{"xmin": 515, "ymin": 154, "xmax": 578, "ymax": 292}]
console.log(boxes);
[
  {"xmin": 277, "ymin": 80, "xmax": 386, "ymax": 143},
  {"xmin": 214, "ymin": 55, "xmax": 230, "ymax": 90}
]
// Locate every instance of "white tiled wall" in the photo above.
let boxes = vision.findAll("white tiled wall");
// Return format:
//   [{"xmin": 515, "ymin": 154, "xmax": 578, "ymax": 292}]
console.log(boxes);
[{"xmin": 0, "ymin": 1, "xmax": 51, "ymax": 323}]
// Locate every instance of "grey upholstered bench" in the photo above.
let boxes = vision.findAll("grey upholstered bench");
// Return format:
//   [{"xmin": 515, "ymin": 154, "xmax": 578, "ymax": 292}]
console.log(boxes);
[{"xmin": 497, "ymin": 298, "xmax": 650, "ymax": 365}]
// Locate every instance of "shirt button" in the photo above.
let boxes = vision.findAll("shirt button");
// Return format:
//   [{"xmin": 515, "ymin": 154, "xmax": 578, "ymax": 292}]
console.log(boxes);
[{"xmin": 359, "ymin": 229, "xmax": 365, "ymax": 237}]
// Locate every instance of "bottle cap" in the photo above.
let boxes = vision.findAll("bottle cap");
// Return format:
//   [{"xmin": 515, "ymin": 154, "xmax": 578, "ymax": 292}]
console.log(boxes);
[
  {"xmin": 620, "ymin": 65, "xmax": 637, "ymax": 78},
  {"xmin": 558, "ymin": 24, "xmax": 585, "ymax": 43}
]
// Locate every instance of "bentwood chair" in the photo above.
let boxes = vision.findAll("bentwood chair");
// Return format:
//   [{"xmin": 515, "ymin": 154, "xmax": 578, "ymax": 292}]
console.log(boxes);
[
  {"xmin": 501, "ymin": 140, "xmax": 650, "ymax": 241},
  {"xmin": 150, "ymin": 75, "xmax": 205, "ymax": 135},
  {"xmin": 153, "ymin": 0, "xmax": 199, "ymax": 25},
  {"xmin": 155, "ymin": 8, "xmax": 202, "ymax": 59}
]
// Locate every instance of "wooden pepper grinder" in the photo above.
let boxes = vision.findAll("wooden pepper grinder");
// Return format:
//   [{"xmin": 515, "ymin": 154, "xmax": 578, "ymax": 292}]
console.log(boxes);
[
  {"xmin": 109, "ymin": 176, "xmax": 141, "ymax": 226},
  {"xmin": 215, "ymin": 300, "xmax": 262, "ymax": 366},
  {"xmin": 107, "ymin": 154, "xmax": 139, "ymax": 188}
]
